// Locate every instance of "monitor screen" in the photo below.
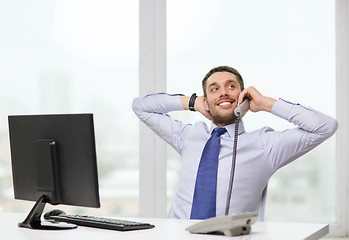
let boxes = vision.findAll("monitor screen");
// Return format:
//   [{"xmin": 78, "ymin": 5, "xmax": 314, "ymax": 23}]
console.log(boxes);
[{"xmin": 8, "ymin": 113, "xmax": 100, "ymax": 229}]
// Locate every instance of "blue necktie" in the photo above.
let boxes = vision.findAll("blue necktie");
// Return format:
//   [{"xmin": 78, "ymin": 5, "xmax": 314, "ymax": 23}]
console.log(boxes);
[{"xmin": 190, "ymin": 127, "xmax": 227, "ymax": 219}]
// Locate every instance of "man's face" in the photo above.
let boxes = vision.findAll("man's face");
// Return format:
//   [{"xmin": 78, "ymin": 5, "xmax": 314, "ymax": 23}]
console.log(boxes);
[{"xmin": 204, "ymin": 71, "xmax": 242, "ymax": 126}]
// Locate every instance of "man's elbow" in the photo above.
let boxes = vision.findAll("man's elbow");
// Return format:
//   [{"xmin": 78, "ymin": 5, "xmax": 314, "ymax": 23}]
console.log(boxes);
[
  {"xmin": 325, "ymin": 117, "xmax": 338, "ymax": 138},
  {"xmin": 132, "ymin": 97, "xmax": 142, "ymax": 114}
]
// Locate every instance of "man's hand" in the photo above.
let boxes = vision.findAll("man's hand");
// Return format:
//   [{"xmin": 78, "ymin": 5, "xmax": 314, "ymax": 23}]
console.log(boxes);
[
  {"xmin": 195, "ymin": 96, "xmax": 212, "ymax": 120},
  {"xmin": 237, "ymin": 86, "xmax": 277, "ymax": 113},
  {"xmin": 181, "ymin": 95, "xmax": 212, "ymax": 120}
]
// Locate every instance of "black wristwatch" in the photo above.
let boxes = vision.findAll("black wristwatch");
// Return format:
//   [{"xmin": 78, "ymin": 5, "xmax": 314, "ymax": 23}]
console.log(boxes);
[{"xmin": 189, "ymin": 93, "xmax": 197, "ymax": 111}]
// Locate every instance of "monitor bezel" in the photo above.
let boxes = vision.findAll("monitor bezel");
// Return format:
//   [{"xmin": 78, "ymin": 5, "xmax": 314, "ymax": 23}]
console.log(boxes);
[{"xmin": 8, "ymin": 113, "xmax": 101, "ymax": 229}]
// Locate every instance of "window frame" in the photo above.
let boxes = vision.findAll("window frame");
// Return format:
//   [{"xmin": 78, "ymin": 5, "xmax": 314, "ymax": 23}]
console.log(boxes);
[
  {"xmin": 138, "ymin": 0, "xmax": 167, "ymax": 218},
  {"xmin": 334, "ymin": 0, "xmax": 349, "ymax": 237}
]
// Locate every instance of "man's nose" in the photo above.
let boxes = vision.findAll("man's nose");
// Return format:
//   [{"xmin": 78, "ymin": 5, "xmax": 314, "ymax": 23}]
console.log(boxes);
[{"xmin": 219, "ymin": 87, "xmax": 228, "ymax": 96}]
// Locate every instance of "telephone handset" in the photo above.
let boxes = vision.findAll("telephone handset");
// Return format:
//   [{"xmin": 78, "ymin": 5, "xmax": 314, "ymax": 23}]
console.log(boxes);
[
  {"xmin": 186, "ymin": 98, "xmax": 255, "ymax": 237},
  {"xmin": 234, "ymin": 98, "xmax": 250, "ymax": 118}
]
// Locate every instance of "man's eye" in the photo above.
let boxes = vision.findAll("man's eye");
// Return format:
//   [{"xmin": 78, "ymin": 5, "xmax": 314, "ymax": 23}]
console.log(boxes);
[
  {"xmin": 211, "ymin": 88, "xmax": 218, "ymax": 92},
  {"xmin": 228, "ymin": 85, "xmax": 235, "ymax": 89}
]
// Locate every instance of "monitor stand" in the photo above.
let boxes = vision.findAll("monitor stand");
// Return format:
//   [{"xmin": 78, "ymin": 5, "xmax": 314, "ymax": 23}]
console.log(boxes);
[{"xmin": 19, "ymin": 195, "xmax": 77, "ymax": 230}]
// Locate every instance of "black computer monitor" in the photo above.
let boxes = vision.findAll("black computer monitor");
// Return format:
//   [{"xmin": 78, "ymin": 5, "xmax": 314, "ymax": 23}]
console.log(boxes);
[{"xmin": 8, "ymin": 113, "xmax": 100, "ymax": 230}]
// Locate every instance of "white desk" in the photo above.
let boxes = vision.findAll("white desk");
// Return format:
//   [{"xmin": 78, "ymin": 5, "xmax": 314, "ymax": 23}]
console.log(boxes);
[{"xmin": 1, "ymin": 212, "xmax": 328, "ymax": 240}]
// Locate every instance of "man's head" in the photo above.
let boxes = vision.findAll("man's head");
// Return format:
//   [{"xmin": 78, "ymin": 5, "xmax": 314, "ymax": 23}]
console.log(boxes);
[
  {"xmin": 202, "ymin": 66, "xmax": 244, "ymax": 98},
  {"xmin": 202, "ymin": 66, "xmax": 245, "ymax": 127}
]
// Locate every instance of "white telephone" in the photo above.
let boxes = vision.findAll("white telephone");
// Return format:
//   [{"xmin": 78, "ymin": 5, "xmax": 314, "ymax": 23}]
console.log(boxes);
[
  {"xmin": 185, "ymin": 212, "xmax": 258, "ymax": 236},
  {"xmin": 186, "ymin": 98, "xmax": 254, "ymax": 237}
]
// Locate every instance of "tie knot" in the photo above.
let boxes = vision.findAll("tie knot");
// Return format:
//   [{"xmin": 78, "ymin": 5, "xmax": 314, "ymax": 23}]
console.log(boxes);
[{"xmin": 212, "ymin": 127, "xmax": 227, "ymax": 136}]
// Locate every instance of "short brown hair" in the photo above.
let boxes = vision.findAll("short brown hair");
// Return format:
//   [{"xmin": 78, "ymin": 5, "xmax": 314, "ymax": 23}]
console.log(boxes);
[{"xmin": 202, "ymin": 66, "xmax": 244, "ymax": 97}]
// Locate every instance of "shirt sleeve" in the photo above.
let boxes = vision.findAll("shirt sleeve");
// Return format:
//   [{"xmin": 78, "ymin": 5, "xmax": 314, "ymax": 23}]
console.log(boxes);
[
  {"xmin": 266, "ymin": 99, "xmax": 338, "ymax": 172},
  {"xmin": 132, "ymin": 93, "xmax": 188, "ymax": 153}
]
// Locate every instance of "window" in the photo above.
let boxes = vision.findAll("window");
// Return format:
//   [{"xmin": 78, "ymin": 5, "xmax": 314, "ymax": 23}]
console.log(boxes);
[
  {"xmin": 167, "ymin": 0, "xmax": 336, "ymax": 223},
  {"xmin": 1, "ymin": 0, "xmax": 347, "ymax": 237},
  {"xmin": 0, "ymin": 0, "xmax": 139, "ymax": 216}
]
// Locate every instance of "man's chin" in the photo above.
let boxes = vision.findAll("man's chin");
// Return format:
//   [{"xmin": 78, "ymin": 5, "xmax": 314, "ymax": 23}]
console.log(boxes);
[{"xmin": 212, "ymin": 114, "xmax": 237, "ymax": 126}]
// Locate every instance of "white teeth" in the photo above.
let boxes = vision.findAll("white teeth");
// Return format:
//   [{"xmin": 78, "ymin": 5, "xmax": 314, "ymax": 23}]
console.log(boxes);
[{"xmin": 219, "ymin": 102, "xmax": 231, "ymax": 106}]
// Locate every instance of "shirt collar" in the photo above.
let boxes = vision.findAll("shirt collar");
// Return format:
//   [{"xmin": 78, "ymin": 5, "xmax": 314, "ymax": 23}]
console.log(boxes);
[{"xmin": 210, "ymin": 121, "xmax": 246, "ymax": 138}]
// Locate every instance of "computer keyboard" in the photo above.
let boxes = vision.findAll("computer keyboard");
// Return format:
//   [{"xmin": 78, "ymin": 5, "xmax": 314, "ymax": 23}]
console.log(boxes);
[{"xmin": 45, "ymin": 214, "xmax": 155, "ymax": 231}]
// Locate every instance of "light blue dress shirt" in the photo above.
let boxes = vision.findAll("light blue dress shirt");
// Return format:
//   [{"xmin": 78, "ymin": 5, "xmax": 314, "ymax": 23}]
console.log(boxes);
[{"xmin": 132, "ymin": 93, "xmax": 338, "ymax": 219}]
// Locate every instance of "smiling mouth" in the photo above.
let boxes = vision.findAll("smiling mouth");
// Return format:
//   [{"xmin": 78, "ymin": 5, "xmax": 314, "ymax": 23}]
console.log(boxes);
[
  {"xmin": 218, "ymin": 101, "xmax": 233, "ymax": 107},
  {"xmin": 217, "ymin": 98, "xmax": 235, "ymax": 107}
]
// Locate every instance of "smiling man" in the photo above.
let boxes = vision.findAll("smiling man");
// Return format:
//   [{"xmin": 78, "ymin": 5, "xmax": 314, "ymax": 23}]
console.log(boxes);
[{"xmin": 132, "ymin": 66, "xmax": 338, "ymax": 220}]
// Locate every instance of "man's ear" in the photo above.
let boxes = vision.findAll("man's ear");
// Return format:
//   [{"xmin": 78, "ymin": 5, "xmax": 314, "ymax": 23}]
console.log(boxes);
[{"xmin": 203, "ymin": 97, "xmax": 210, "ymax": 111}]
